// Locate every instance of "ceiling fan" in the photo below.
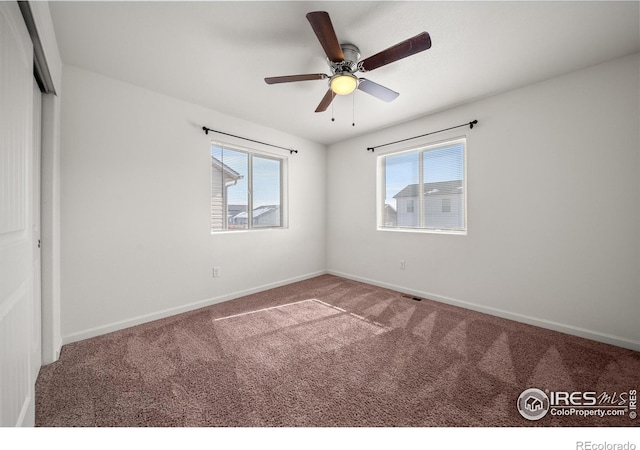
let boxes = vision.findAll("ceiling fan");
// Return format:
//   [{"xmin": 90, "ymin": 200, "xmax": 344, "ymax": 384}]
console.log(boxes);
[{"xmin": 264, "ymin": 11, "xmax": 432, "ymax": 113}]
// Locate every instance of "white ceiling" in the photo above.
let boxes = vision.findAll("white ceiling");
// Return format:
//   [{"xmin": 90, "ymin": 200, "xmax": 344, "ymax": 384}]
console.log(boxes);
[{"xmin": 49, "ymin": 1, "xmax": 640, "ymax": 145}]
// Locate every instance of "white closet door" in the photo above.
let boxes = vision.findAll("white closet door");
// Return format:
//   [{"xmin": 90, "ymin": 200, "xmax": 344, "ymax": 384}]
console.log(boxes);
[
  {"xmin": 32, "ymin": 78, "xmax": 42, "ymax": 386},
  {"xmin": 0, "ymin": 1, "xmax": 36, "ymax": 427}
]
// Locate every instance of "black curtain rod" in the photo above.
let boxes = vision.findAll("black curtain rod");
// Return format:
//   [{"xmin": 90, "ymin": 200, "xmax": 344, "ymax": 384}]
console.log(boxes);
[
  {"xmin": 366, "ymin": 120, "xmax": 478, "ymax": 152},
  {"xmin": 202, "ymin": 126, "xmax": 298, "ymax": 154}
]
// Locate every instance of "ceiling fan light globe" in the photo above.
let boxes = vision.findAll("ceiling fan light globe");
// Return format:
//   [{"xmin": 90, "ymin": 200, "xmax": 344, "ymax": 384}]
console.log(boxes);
[{"xmin": 330, "ymin": 74, "xmax": 357, "ymax": 95}]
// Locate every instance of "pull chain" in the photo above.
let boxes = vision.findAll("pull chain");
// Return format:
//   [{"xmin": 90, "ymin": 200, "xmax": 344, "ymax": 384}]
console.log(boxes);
[
  {"xmin": 352, "ymin": 90, "xmax": 356, "ymax": 127},
  {"xmin": 331, "ymin": 98, "xmax": 335, "ymax": 122}
]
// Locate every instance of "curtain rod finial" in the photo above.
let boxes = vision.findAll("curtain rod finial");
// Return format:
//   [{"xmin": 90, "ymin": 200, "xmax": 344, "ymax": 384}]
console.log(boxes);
[
  {"xmin": 367, "ymin": 147, "xmax": 375, "ymax": 152},
  {"xmin": 470, "ymin": 120, "xmax": 478, "ymax": 129}
]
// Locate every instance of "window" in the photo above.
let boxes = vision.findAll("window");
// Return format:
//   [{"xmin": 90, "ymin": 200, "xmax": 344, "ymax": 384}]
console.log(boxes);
[
  {"xmin": 211, "ymin": 142, "xmax": 286, "ymax": 232},
  {"xmin": 442, "ymin": 198, "xmax": 451, "ymax": 213},
  {"xmin": 379, "ymin": 137, "xmax": 466, "ymax": 233}
]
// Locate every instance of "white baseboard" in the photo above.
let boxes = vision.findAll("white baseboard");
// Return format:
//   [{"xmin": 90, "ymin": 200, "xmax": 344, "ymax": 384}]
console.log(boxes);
[
  {"xmin": 16, "ymin": 393, "xmax": 33, "ymax": 427},
  {"xmin": 55, "ymin": 337, "xmax": 62, "ymax": 361},
  {"xmin": 62, "ymin": 269, "xmax": 640, "ymax": 352},
  {"xmin": 327, "ymin": 270, "xmax": 640, "ymax": 352},
  {"xmin": 62, "ymin": 270, "xmax": 327, "ymax": 345}
]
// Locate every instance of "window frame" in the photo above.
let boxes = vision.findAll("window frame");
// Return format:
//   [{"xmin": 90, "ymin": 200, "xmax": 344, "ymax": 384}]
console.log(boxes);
[
  {"xmin": 377, "ymin": 136, "xmax": 467, "ymax": 235},
  {"xmin": 210, "ymin": 140, "xmax": 288, "ymax": 233}
]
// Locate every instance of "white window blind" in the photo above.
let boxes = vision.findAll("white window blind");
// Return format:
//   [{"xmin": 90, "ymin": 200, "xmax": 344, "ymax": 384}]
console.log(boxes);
[
  {"xmin": 380, "ymin": 137, "xmax": 466, "ymax": 233},
  {"xmin": 252, "ymin": 155, "xmax": 282, "ymax": 228},
  {"xmin": 211, "ymin": 142, "xmax": 285, "ymax": 232}
]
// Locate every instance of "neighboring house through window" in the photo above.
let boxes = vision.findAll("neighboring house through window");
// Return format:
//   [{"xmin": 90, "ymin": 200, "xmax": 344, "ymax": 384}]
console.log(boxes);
[
  {"xmin": 379, "ymin": 137, "xmax": 466, "ymax": 233},
  {"xmin": 211, "ymin": 142, "xmax": 286, "ymax": 232}
]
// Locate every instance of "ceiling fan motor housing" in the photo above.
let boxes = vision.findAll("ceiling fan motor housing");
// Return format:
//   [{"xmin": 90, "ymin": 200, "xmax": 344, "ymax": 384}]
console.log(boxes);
[{"xmin": 331, "ymin": 43, "xmax": 360, "ymax": 74}]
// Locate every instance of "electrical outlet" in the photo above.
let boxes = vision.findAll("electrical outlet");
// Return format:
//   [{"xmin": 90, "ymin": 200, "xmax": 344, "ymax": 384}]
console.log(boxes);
[
  {"xmin": 400, "ymin": 260, "xmax": 405, "ymax": 270},
  {"xmin": 213, "ymin": 266, "xmax": 220, "ymax": 278}
]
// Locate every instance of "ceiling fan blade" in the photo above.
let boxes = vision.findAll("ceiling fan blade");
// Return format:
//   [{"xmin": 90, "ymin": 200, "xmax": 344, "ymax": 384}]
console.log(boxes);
[
  {"xmin": 315, "ymin": 89, "xmax": 336, "ymax": 113},
  {"xmin": 306, "ymin": 11, "xmax": 344, "ymax": 63},
  {"xmin": 359, "ymin": 32, "xmax": 432, "ymax": 72},
  {"xmin": 357, "ymin": 79, "xmax": 399, "ymax": 103},
  {"xmin": 265, "ymin": 74, "xmax": 328, "ymax": 84}
]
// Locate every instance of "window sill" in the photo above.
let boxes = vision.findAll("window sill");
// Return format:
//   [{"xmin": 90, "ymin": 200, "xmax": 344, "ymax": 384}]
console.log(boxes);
[
  {"xmin": 211, "ymin": 227, "xmax": 288, "ymax": 235},
  {"xmin": 377, "ymin": 226, "xmax": 467, "ymax": 236}
]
